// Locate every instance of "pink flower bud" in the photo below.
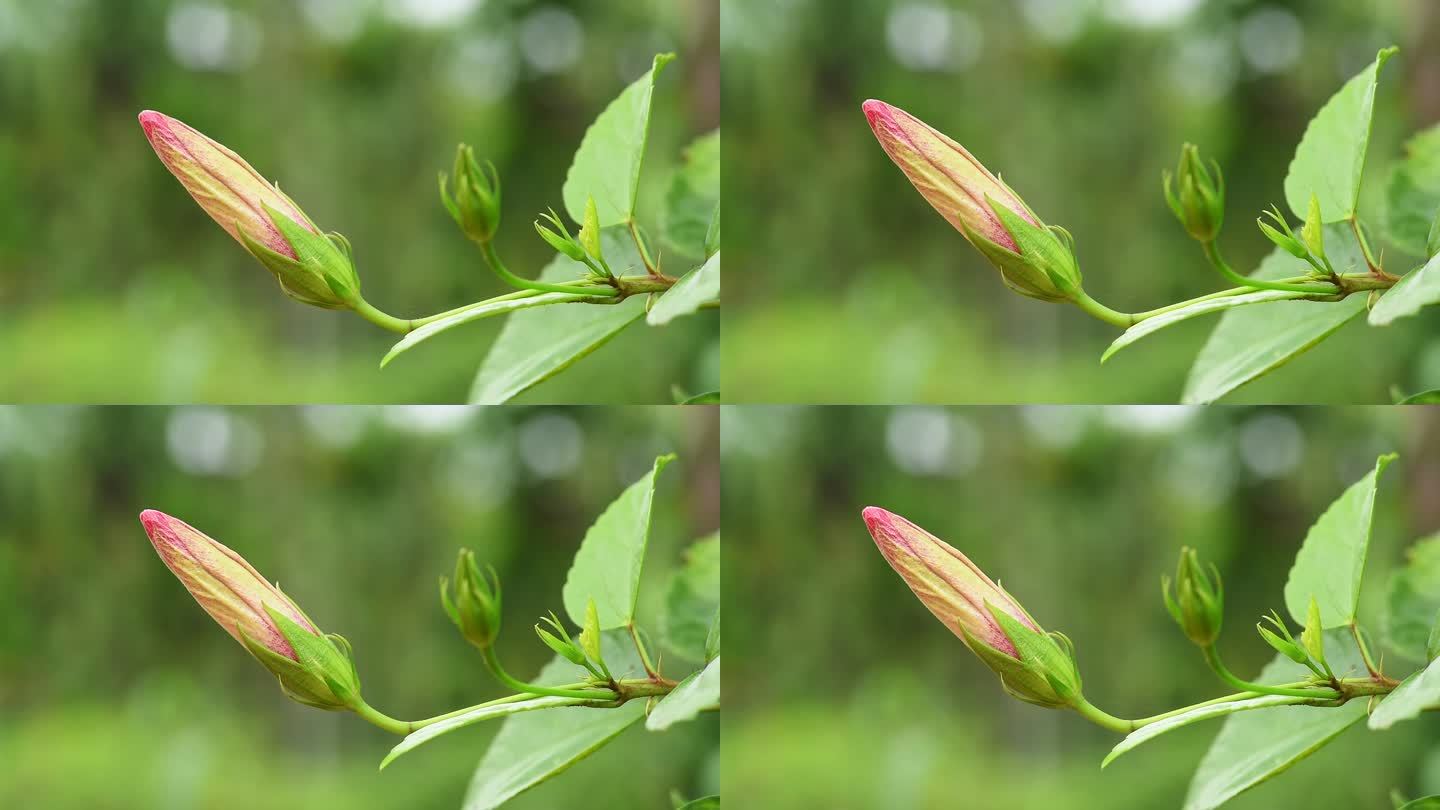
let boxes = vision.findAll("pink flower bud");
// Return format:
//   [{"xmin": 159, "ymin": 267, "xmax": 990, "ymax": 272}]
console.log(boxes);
[
  {"xmin": 138, "ymin": 110, "xmax": 318, "ymax": 261},
  {"xmin": 139, "ymin": 509, "xmax": 315, "ymax": 661},
  {"xmin": 861, "ymin": 99, "xmax": 1038, "ymax": 252},
  {"xmin": 862, "ymin": 506, "xmax": 1037, "ymax": 658}
]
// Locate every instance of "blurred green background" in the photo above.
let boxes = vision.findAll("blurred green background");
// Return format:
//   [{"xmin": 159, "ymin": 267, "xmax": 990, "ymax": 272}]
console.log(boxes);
[
  {"xmin": 723, "ymin": 0, "xmax": 1440, "ymax": 403},
  {"xmin": 0, "ymin": 404, "xmax": 719, "ymax": 808},
  {"xmin": 724, "ymin": 404, "xmax": 1440, "ymax": 807},
  {"xmin": 0, "ymin": 0, "xmax": 718, "ymax": 403}
]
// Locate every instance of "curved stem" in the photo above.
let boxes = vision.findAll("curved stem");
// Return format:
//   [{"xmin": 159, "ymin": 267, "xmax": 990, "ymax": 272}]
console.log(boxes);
[
  {"xmin": 352, "ymin": 683, "xmax": 596, "ymax": 735},
  {"xmin": 1202, "ymin": 241, "xmax": 1338, "ymax": 294},
  {"xmin": 480, "ymin": 241, "xmax": 618, "ymax": 297},
  {"xmin": 627, "ymin": 623, "xmax": 659, "ymax": 679},
  {"xmin": 482, "ymin": 646, "xmax": 616, "ymax": 701},
  {"xmin": 628, "ymin": 219, "xmax": 659, "ymax": 276},
  {"xmin": 1072, "ymin": 697, "xmax": 1138, "ymax": 733},
  {"xmin": 1070, "ymin": 289, "xmax": 1137, "ymax": 328},
  {"xmin": 1203, "ymin": 645, "xmax": 1340, "ymax": 700},
  {"xmin": 351, "ymin": 297, "xmax": 415, "ymax": 334}
]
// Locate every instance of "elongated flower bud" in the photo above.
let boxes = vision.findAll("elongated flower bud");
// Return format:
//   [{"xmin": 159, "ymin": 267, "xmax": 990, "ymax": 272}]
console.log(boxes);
[
  {"xmin": 862, "ymin": 99, "xmax": 1081, "ymax": 302},
  {"xmin": 862, "ymin": 507, "xmax": 1081, "ymax": 708},
  {"xmin": 139, "ymin": 510, "xmax": 362, "ymax": 711},
  {"xmin": 139, "ymin": 110, "xmax": 360, "ymax": 309}
]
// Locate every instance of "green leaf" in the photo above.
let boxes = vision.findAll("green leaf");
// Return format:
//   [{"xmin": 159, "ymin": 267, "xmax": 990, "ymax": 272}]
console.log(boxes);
[
  {"xmin": 1283, "ymin": 47, "xmax": 1397, "ymax": 222},
  {"xmin": 676, "ymin": 797, "xmax": 720, "ymax": 810},
  {"xmin": 464, "ymin": 632, "xmax": 646, "ymax": 809},
  {"xmin": 562, "ymin": 53, "xmax": 676, "ymax": 227},
  {"xmin": 704, "ymin": 205, "xmax": 721, "ymax": 258},
  {"xmin": 1397, "ymin": 797, "xmax": 1440, "ymax": 809},
  {"xmin": 562, "ymin": 454, "xmax": 676, "ymax": 629},
  {"xmin": 1384, "ymin": 124, "xmax": 1440, "ymax": 256},
  {"xmin": 1383, "ymin": 533, "xmax": 1440, "ymax": 661},
  {"xmin": 380, "ymin": 695, "xmax": 583, "ymax": 770},
  {"xmin": 1183, "ymin": 225, "xmax": 1369, "ymax": 404},
  {"xmin": 1184, "ymin": 631, "xmax": 1369, "ymax": 810},
  {"xmin": 1102, "ymin": 290, "xmax": 1313, "ymax": 363},
  {"xmin": 677, "ymin": 391, "xmax": 720, "ymax": 405},
  {"xmin": 1398, "ymin": 389, "xmax": 1440, "ymax": 404},
  {"xmin": 469, "ymin": 229, "xmax": 646, "ymax": 404},
  {"xmin": 1370, "ymin": 657, "xmax": 1440, "ymax": 730},
  {"xmin": 663, "ymin": 130, "xmax": 720, "ymax": 260},
  {"xmin": 646, "ymin": 657, "xmax": 720, "ymax": 731},
  {"xmin": 1103, "ymin": 695, "xmax": 1314, "ymax": 769},
  {"xmin": 705, "ymin": 611, "xmax": 720, "ymax": 661},
  {"xmin": 1370, "ymin": 252, "xmax": 1440, "ymax": 325},
  {"xmin": 649, "ymin": 252, "xmax": 720, "ymax": 326},
  {"xmin": 1283, "ymin": 453, "xmax": 1396, "ymax": 628},
  {"xmin": 664, "ymin": 534, "xmax": 720, "ymax": 662},
  {"xmin": 382, "ymin": 292, "xmax": 585, "ymax": 368}
]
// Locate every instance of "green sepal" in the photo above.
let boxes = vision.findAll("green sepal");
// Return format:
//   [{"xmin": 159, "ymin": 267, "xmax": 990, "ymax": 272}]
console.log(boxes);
[
  {"xmin": 1301, "ymin": 194, "xmax": 1327, "ymax": 262},
  {"xmin": 1258, "ymin": 214, "xmax": 1308, "ymax": 260},
  {"xmin": 989, "ymin": 605, "xmax": 1082, "ymax": 701},
  {"xmin": 237, "ymin": 226, "xmax": 339, "ymax": 310},
  {"xmin": 1257, "ymin": 622, "xmax": 1308, "ymax": 665},
  {"xmin": 579, "ymin": 196, "xmax": 604, "ymax": 262},
  {"xmin": 536, "ymin": 612, "xmax": 587, "ymax": 665},
  {"xmin": 958, "ymin": 215, "xmax": 1069, "ymax": 303},
  {"xmin": 579, "ymin": 598, "xmax": 608, "ymax": 676},
  {"xmin": 959, "ymin": 623, "xmax": 1063, "ymax": 707},
  {"xmin": 266, "ymin": 604, "xmax": 362, "ymax": 710},
  {"xmin": 264, "ymin": 203, "xmax": 361, "ymax": 302},
  {"xmin": 988, "ymin": 197, "xmax": 1082, "ymax": 295}
]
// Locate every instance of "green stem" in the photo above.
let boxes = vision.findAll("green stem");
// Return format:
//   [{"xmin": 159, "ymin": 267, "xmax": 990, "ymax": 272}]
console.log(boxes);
[
  {"xmin": 1350, "ymin": 623, "xmax": 1381, "ymax": 677},
  {"xmin": 350, "ymin": 297, "xmax": 415, "ymax": 334},
  {"xmin": 352, "ymin": 684, "xmax": 596, "ymax": 736},
  {"xmin": 480, "ymin": 241, "xmax": 618, "ymax": 297},
  {"xmin": 1202, "ymin": 240, "xmax": 1338, "ymax": 295},
  {"xmin": 1203, "ymin": 645, "xmax": 1340, "ymax": 700},
  {"xmin": 1070, "ymin": 289, "xmax": 1137, "ymax": 328},
  {"xmin": 482, "ymin": 647, "xmax": 615, "ymax": 701},
  {"xmin": 627, "ymin": 623, "xmax": 659, "ymax": 679},
  {"xmin": 1072, "ymin": 697, "xmax": 1139, "ymax": 733},
  {"xmin": 628, "ymin": 218, "xmax": 659, "ymax": 276}
]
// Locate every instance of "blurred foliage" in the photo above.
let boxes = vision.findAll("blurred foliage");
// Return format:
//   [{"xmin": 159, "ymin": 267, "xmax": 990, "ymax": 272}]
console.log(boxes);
[
  {"xmin": 722, "ymin": 404, "xmax": 1440, "ymax": 807},
  {"xmin": 722, "ymin": 0, "xmax": 1440, "ymax": 403},
  {"xmin": 0, "ymin": 404, "xmax": 719, "ymax": 808},
  {"xmin": 0, "ymin": 0, "xmax": 719, "ymax": 403}
]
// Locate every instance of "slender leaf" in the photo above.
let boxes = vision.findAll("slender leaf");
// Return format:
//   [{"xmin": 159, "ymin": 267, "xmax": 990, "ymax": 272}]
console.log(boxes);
[
  {"xmin": 1370, "ymin": 657, "xmax": 1440, "ymax": 730},
  {"xmin": 1384, "ymin": 533, "xmax": 1440, "ymax": 661},
  {"xmin": 663, "ymin": 130, "xmax": 721, "ymax": 259},
  {"xmin": 1184, "ymin": 630, "xmax": 1368, "ymax": 810},
  {"xmin": 1370, "ymin": 251, "xmax": 1440, "ymax": 325},
  {"xmin": 664, "ymin": 534, "xmax": 720, "ymax": 663},
  {"xmin": 562, "ymin": 454, "xmax": 675, "ymax": 629},
  {"xmin": 1183, "ymin": 225, "xmax": 1368, "ymax": 404},
  {"xmin": 1398, "ymin": 389, "xmax": 1440, "ymax": 404},
  {"xmin": 1283, "ymin": 47, "xmax": 1396, "ymax": 222},
  {"xmin": 677, "ymin": 391, "xmax": 720, "ymax": 405},
  {"xmin": 1102, "ymin": 290, "xmax": 1312, "ymax": 363},
  {"xmin": 1283, "ymin": 453, "xmax": 1395, "ymax": 627},
  {"xmin": 562, "ymin": 53, "xmax": 676, "ymax": 227},
  {"xmin": 469, "ymin": 229, "xmax": 646, "ymax": 403},
  {"xmin": 649, "ymin": 252, "xmax": 720, "ymax": 326},
  {"xmin": 1398, "ymin": 797, "xmax": 1440, "ymax": 809},
  {"xmin": 382, "ymin": 292, "xmax": 585, "ymax": 368},
  {"xmin": 1384, "ymin": 123, "xmax": 1440, "ymax": 256},
  {"xmin": 646, "ymin": 657, "xmax": 720, "ymax": 731},
  {"xmin": 1103, "ymin": 695, "xmax": 1313, "ymax": 769},
  {"xmin": 676, "ymin": 797, "xmax": 720, "ymax": 809},
  {"xmin": 464, "ymin": 632, "xmax": 646, "ymax": 810}
]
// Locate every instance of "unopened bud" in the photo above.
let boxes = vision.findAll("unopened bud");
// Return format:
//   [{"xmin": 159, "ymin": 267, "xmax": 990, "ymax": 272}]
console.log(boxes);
[
  {"xmin": 1162, "ymin": 547, "xmax": 1224, "ymax": 647},
  {"xmin": 440, "ymin": 549, "xmax": 502, "ymax": 651},
  {"xmin": 1163, "ymin": 143, "xmax": 1225, "ymax": 243},
  {"xmin": 440, "ymin": 144, "xmax": 502, "ymax": 243}
]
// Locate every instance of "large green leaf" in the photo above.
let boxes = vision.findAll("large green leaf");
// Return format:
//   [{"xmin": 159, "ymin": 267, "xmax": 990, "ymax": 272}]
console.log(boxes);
[
  {"xmin": 663, "ymin": 534, "xmax": 720, "ymax": 663},
  {"xmin": 663, "ymin": 130, "xmax": 720, "ymax": 260},
  {"xmin": 1384, "ymin": 533, "xmax": 1440, "ymax": 661},
  {"xmin": 1283, "ymin": 454, "xmax": 1395, "ymax": 628},
  {"xmin": 1184, "ymin": 631, "xmax": 1369, "ymax": 810},
  {"xmin": 1183, "ymin": 225, "xmax": 1368, "ymax": 404},
  {"xmin": 1370, "ymin": 252, "xmax": 1440, "ymax": 326},
  {"xmin": 469, "ymin": 229, "xmax": 646, "ymax": 403},
  {"xmin": 562, "ymin": 454, "xmax": 675, "ymax": 629},
  {"xmin": 1283, "ymin": 47, "xmax": 1397, "ymax": 222},
  {"xmin": 646, "ymin": 657, "xmax": 720, "ymax": 731},
  {"xmin": 1369, "ymin": 657, "xmax": 1440, "ymax": 730},
  {"xmin": 649, "ymin": 252, "xmax": 720, "ymax": 326},
  {"xmin": 1103, "ymin": 695, "xmax": 1314, "ymax": 769},
  {"xmin": 1102, "ymin": 289, "xmax": 1313, "ymax": 363},
  {"xmin": 464, "ymin": 632, "xmax": 646, "ymax": 810},
  {"xmin": 1384, "ymin": 124, "xmax": 1440, "ymax": 256},
  {"xmin": 562, "ymin": 53, "xmax": 676, "ymax": 227}
]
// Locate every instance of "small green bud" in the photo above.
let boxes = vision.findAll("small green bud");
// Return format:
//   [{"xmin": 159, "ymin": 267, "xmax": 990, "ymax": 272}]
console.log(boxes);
[
  {"xmin": 535, "ymin": 208, "xmax": 590, "ymax": 263},
  {"xmin": 1162, "ymin": 547, "xmax": 1224, "ymax": 647},
  {"xmin": 1300, "ymin": 596, "xmax": 1328, "ymax": 672},
  {"xmin": 1257, "ymin": 206, "xmax": 1308, "ymax": 260},
  {"xmin": 1256, "ymin": 611, "xmax": 1307, "ymax": 665},
  {"xmin": 440, "ymin": 549, "xmax": 502, "ymax": 651},
  {"xmin": 535, "ymin": 612, "xmax": 587, "ymax": 666},
  {"xmin": 440, "ymin": 144, "xmax": 501, "ymax": 243},
  {"xmin": 578, "ymin": 196, "xmax": 604, "ymax": 263},
  {"xmin": 579, "ymin": 597, "xmax": 606, "ymax": 674},
  {"xmin": 1163, "ymin": 143, "xmax": 1225, "ymax": 242},
  {"xmin": 1300, "ymin": 193, "xmax": 1327, "ymax": 262}
]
